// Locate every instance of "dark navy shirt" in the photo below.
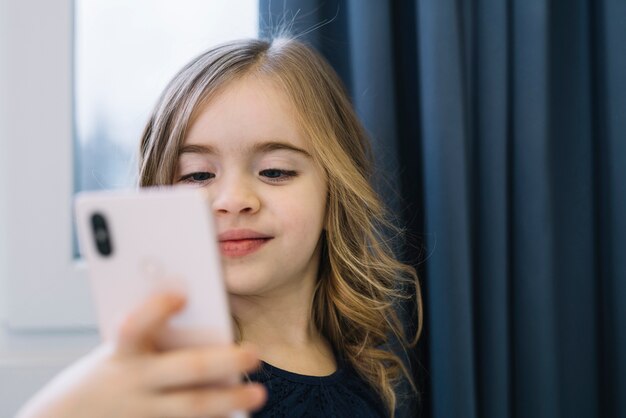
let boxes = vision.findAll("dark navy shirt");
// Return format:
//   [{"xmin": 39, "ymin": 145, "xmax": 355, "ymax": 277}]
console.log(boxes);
[{"xmin": 246, "ymin": 356, "xmax": 388, "ymax": 417}]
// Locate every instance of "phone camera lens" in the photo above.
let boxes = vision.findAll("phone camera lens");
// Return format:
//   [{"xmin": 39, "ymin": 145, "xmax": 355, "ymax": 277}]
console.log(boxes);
[{"xmin": 91, "ymin": 213, "xmax": 113, "ymax": 256}]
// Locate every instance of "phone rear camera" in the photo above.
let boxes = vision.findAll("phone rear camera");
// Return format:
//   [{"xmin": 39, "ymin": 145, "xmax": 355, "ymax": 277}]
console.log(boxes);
[{"xmin": 91, "ymin": 213, "xmax": 113, "ymax": 256}]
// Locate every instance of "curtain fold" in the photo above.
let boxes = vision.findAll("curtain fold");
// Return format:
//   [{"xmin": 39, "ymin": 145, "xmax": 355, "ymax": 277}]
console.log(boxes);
[
  {"xmin": 416, "ymin": 2, "xmax": 477, "ymax": 417},
  {"xmin": 259, "ymin": 1, "xmax": 626, "ymax": 417},
  {"xmin": 473, "ymin": 1, "xmax": 510, "ymax": 417},
  {"xmin": 596, "ymin": 2, "xmax": 626, "ymax": 417},
  {"xmin": 509, "ymin": 2, "xmax": 560, "ymax": 417}
]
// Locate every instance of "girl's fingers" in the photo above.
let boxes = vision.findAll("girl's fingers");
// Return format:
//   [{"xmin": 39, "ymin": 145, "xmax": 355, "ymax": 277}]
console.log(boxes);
[
  {"xmin": 145, "ymin": 345, "xmax": 261, "ymax": 389},
  {"xmin": 150, "ymin": 383, "xmax": 267, "ymax": 418},
  {"xmin": 117, "ymin": 292, "xmax": 186, "ymax": 355}
]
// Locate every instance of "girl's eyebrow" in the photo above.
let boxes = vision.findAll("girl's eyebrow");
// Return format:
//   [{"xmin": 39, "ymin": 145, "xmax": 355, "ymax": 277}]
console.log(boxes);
[
  {"xmin": 178, "ymin": 144, "xmax": 217, "ymax": 155},
  {"xmin": 178, "ymin": 141, "xmax": 312, "ymax": 158},
  {"xmin": 253, "ymin": 141, "xmax": 312, "ymax": 158}
]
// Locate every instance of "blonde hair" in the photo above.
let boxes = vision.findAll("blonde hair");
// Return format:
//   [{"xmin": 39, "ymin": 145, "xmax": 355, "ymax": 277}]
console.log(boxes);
[{"xmin": 138, "ymin": 38, "xmax": 423, "ymax": 416}]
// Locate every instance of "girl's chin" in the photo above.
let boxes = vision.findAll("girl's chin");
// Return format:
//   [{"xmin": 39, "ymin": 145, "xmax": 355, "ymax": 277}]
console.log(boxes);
[
  {"xmin": 224, "ymin": 277, "xmax": 265, "ymax": 297},
  {"xmin": 222, "ymin": 265, "xmax": 269, "ymax": 291}
]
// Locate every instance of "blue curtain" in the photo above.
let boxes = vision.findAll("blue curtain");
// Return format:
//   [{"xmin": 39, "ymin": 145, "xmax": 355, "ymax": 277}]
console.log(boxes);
[{"xmin": 260, "ymin": 1, "xmax": 626, "ymax": 418}]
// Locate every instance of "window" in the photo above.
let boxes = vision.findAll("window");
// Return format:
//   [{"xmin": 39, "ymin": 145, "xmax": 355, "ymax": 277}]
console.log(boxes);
[{"xmin": 75, "ymin": 0, "xmax": 259, "ymax": 191}]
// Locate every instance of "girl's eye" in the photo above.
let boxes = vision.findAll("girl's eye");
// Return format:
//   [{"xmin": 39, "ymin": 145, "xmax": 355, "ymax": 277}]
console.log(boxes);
[
  {"xmin": 260, "ymin": 169, "xmax": 297, "ymax": 182},
  {"xmin": 179, "ymin": 172, "xmax": 215, "ymax": 183}
]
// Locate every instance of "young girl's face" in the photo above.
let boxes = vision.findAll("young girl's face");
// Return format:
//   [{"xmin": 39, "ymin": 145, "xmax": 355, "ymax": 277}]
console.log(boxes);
[{"xmin": 175, "ymin": 75, "xmax": 328, "ymax": 298}]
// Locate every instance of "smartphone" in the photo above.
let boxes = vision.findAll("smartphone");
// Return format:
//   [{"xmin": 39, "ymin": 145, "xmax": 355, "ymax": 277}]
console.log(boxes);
[{"xmin": 75, "ymin": 186, "xmax": 235, "ymax": 350}]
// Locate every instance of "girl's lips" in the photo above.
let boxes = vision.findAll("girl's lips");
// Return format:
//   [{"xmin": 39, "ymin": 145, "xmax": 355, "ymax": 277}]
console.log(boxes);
[
  {"xmin": 218, "ymin": 229, "xmax": 272, "ymax": 241},
  {"xmin": 219, "ymin": 238, "xmax": 271, "ymax": 257}
]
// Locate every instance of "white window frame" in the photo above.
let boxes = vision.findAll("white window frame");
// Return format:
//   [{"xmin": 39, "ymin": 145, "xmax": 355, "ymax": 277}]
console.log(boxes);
[{"xmin": 0, "ymin": 0, "xmax": 95, "ymax": 330}]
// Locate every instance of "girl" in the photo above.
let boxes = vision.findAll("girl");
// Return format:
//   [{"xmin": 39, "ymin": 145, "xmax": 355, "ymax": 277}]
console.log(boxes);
[{"xmin": 18, "ymin": 37, "xmax": 422, "ymax": 418}]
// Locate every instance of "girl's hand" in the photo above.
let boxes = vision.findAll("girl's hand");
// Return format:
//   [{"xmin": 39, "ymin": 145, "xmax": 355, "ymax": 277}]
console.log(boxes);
[{"xmin": 17, "ymin": 293, "xmax": 266, "ymax": 418}]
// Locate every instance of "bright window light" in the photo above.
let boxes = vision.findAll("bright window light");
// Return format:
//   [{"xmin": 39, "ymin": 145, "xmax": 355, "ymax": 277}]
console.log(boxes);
[{"xmin": 74, "ymin": 0, "xmax": 259, "ymax": 192}]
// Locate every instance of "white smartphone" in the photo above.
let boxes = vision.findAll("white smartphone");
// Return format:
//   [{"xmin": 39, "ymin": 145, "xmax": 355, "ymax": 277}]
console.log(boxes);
[
  {"xmin": 75, "ymin": 187, "xmax": 247, "ymax": 418},
  {"xmin": 75, "ymin": 186, "xmax": 233, "ymax": 349}
]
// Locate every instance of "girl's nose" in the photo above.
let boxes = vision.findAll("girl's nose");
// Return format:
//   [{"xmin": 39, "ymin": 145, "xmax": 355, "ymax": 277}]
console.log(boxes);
[{"xmin": 211, "ymin": 175, "xmax": 260, "ymax": 216}]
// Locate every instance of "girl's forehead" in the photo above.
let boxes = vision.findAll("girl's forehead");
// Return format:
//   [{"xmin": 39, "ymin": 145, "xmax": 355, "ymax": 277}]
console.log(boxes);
[{"xmin": 184, "ymin": 75, "xmax": 308, "ymax": 152}]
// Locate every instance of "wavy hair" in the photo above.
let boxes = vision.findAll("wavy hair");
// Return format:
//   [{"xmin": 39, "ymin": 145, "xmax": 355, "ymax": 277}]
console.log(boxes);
[{"xmin": 137, "ymin": 37, "xmax": 423, "ymax": 417}]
